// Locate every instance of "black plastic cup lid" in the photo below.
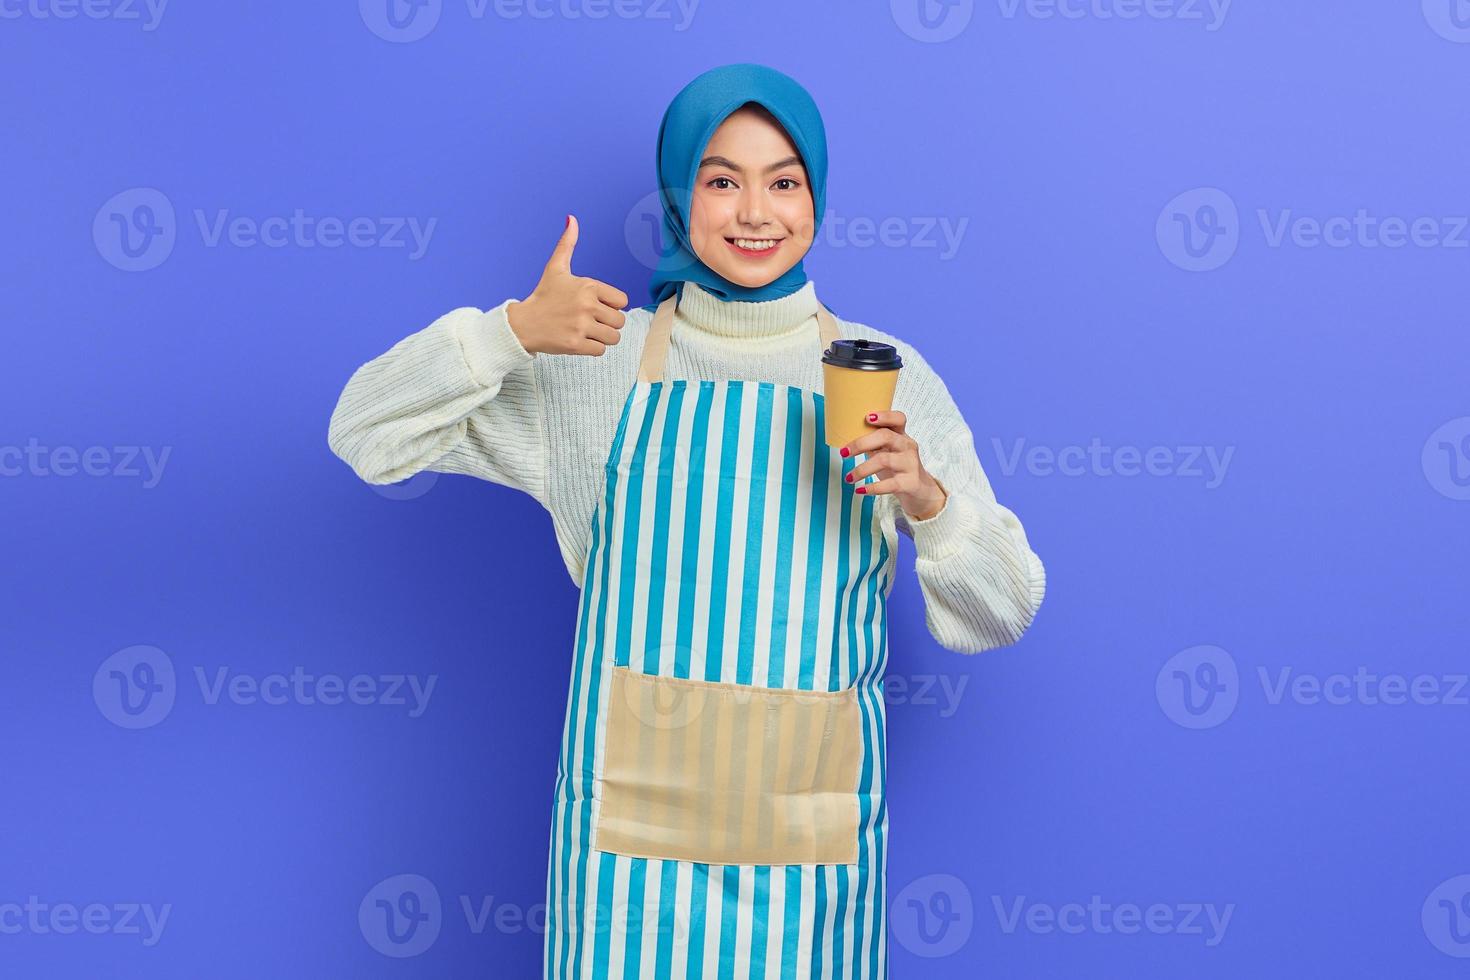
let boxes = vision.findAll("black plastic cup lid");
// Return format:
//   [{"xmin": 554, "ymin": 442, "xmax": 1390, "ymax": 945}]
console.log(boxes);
[{"xmin": 821, "ymin": 338, "xmax": 903, "ymax": 371}]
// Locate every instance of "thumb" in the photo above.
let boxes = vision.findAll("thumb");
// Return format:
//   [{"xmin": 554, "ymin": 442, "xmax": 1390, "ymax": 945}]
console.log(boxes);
[{"xmin": 545, "ymin": 213, "xmax": 578, "ymax": 276}]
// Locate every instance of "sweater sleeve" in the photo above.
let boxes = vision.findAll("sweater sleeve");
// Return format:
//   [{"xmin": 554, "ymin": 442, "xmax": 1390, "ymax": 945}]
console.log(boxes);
[
  {"xmin": 326, "ymin": 298, "xmax": 548, "ymax": 504},
  {"xmin": 889, "ymin": 351, "xmax": 1047, "ymax": 654}
]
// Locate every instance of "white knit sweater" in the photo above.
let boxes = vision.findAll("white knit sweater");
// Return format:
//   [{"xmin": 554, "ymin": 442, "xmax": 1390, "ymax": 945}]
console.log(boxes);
[{"xmin": 327, "ymin": 281, "xmax": 1045, "ymax": 654}]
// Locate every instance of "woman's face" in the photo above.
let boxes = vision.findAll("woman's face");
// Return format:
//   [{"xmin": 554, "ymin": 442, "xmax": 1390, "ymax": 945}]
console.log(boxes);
[{"xmin": 686, "ymin": 107, "xmax": 815, "ymax": 289}]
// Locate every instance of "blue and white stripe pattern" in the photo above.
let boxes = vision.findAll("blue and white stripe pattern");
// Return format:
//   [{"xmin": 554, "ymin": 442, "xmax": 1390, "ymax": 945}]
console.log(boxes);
[{"xmin": 545, "ymin": 364, "xmax": 897, "ymax": 978}]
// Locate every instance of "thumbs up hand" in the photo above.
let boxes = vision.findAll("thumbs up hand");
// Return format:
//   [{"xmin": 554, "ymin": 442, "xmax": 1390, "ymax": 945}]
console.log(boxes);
[{"xmin": 506, "ymin": 215, "xmax": 630, "ymax": 356}]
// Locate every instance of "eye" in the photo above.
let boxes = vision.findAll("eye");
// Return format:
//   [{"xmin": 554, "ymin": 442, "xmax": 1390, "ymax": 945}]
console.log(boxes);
[
  {"xmin": 707, "ymin": 176, "xmax": 737, "ymax": 190},
  {"xmin": 773, "ymin": 178, "xmax": 801, "ymax": 191}
]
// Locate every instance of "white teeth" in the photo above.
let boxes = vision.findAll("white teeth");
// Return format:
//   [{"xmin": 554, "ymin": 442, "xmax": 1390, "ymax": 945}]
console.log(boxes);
[{"xmin": 732, "ymin": 239, "xmax": 779, "ymax": 251}]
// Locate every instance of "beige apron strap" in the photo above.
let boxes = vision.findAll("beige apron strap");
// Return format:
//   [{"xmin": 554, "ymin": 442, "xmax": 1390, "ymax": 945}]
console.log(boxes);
[
  {"xmin": 636, "ymin": 295, "xmax": 679, "ymax": 384},
  {"xmin": 815, "ymin": 303, "xmax": 839, "ymax": 348},
  {"xmin": 638, "ymin": 294, "xmax": 842, "ymax": 384}
]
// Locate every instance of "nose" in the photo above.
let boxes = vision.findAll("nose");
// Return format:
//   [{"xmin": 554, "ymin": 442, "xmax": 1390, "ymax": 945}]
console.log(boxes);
[{"xmin": 736, "ymin": 185, "xmax": 773, "ymax": 231}]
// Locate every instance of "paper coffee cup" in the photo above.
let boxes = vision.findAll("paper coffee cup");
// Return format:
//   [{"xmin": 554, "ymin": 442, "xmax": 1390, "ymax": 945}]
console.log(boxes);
[{"xmin": 821, "ymin": 339, "xmax": 903, "ymax": 447}]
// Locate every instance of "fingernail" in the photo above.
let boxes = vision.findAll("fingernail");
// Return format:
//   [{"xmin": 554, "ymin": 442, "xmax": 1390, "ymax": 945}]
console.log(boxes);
[
  {"xmin": 565, "ymin": 214, "xmax": 571, "ymax": 229},
  {"xmin": 867, "ymin": 413, "xmax": 878, "ymax": 422},
  {"xmin": 856, "ymin": 486, "xmax": 866, "ymax": 494},
  {"xmin": 845, "ymin": 473, "xmax": 853, "ymax": 483},
  {"xmin": 839, "ymin": 447, "xmax": 849, "ymax": 458}
]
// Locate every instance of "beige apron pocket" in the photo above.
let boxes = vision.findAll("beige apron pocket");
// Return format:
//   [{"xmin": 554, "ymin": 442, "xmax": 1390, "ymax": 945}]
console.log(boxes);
[{"xmin": 596, "ymin": 665, "xmax": 863, "ymax": 866}]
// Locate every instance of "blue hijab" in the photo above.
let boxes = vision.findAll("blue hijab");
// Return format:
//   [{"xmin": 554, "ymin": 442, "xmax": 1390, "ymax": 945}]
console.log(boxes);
[{"xmin": 643, "ymin": 63, "xmax": 829, "ymax": 312}]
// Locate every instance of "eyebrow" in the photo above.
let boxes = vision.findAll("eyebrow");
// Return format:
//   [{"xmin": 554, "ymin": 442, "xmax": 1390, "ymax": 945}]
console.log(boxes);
[{"xmin": 697, "ymin": 154, "xmax": 806, "ymax": 175}]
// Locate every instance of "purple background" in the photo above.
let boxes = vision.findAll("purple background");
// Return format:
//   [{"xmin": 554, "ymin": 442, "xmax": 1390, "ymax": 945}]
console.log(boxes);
[{"xmin": 4, "ymin": 1, "xmax": 1470, "ymax": 976}]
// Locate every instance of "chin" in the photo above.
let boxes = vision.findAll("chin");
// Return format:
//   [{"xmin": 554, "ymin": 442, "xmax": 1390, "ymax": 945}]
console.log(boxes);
[
  {"xmin": 703, "ymin": 260, "xmax": 793, "ymax": 290},
  {"xmin": 724, "ymin": 271, "xmax": 773, "ymax": 288}
]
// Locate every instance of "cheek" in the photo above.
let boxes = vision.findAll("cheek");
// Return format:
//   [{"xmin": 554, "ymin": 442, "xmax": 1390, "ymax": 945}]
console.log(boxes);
[
  {"xmin": 779, "ymin": 196, "xmax": 817, "ymax": 242},
  {"xmin": 689, "ymin": 193, "xmax": 732, "ymax": 249},
  {"xmin": 688, "ymin": 194, "xmax": 706, "ymax": 235}
]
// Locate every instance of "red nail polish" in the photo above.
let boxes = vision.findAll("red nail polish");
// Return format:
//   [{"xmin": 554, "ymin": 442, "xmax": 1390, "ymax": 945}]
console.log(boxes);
[
  {"xmin": 839, "ymin": 447, "xmax": 849, "ymax": 458},
  {"xmin": 867, "ymin": 413, "xmax": 878, "ymax": 422},
  {"xmin": 856, "ymin": 486, "xmax": 866, "ymax": 494},
  {"xmin": 845, "ymin": 473, "xmax": 853, "ymax": 483},
  {"xmin": 565, "ymin": 214, "xmax": 571, "ymax": 229}
]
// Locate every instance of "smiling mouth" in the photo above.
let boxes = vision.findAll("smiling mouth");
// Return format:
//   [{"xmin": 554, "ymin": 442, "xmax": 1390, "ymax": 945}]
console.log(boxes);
[{"xmin": 726, "ymin": 237, "xmax": 784, "ymax": 256}]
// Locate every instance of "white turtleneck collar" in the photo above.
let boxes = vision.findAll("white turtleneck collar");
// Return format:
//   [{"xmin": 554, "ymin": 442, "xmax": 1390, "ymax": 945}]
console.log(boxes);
[{"xmin": 674, "ymin": 280, "xmax": 820, "ymax": 342}]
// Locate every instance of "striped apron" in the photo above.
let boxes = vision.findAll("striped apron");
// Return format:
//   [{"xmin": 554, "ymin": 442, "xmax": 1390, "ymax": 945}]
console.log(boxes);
[{"xmin": 545, "ymin": 292, "xmax": 894, "ymax": 978}]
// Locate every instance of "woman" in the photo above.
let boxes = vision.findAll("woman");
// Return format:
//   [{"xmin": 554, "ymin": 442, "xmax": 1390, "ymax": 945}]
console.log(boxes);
[{"xmin": 329, "ymin": 62, "xmax": 1044, "ymax": 979}]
